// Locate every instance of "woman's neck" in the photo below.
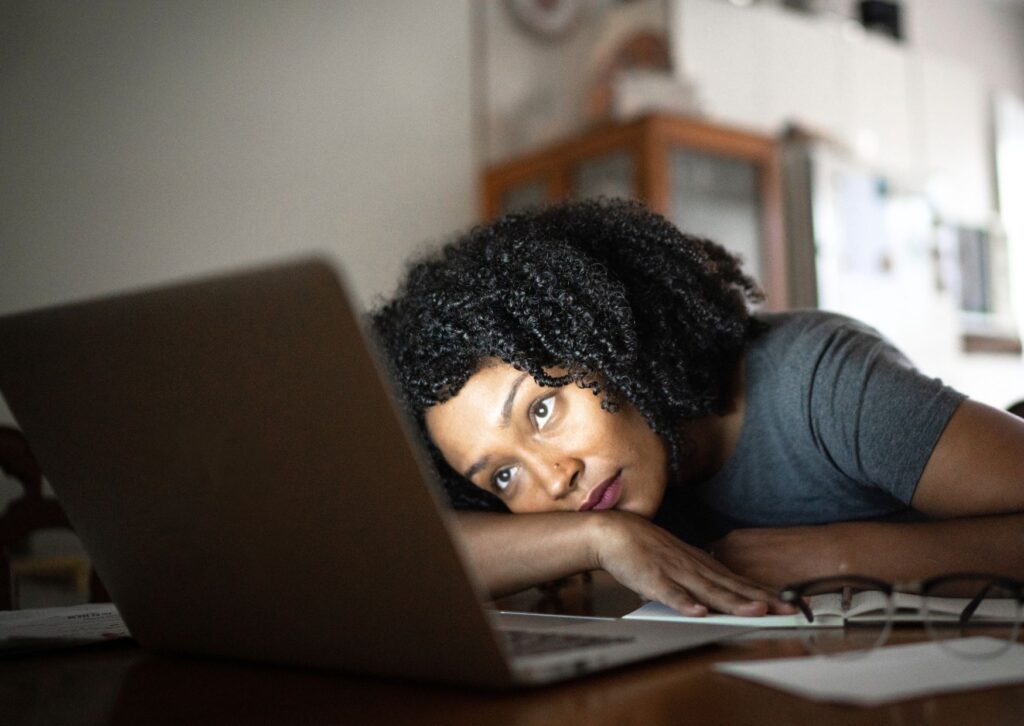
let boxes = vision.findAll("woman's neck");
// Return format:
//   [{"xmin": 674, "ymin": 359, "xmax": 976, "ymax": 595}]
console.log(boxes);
[{"xmin": 674, "ymin": 359, "xmax": 747, "ymax": 486}]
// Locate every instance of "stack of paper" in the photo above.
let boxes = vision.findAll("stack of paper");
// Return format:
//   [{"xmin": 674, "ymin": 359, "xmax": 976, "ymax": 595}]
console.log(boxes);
[
  {"xmin": 0, "ymin": 603, "xmax": 130, "ymax": 655},
  {"xmin": 624, "ymin": 591, "xmax": 1020, "ymax": 627}
]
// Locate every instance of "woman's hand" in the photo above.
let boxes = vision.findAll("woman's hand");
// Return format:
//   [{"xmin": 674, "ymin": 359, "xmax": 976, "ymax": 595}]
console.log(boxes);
[{"xmin": 588, "ymin": 511, "xmax": 796, "ymax": 616}]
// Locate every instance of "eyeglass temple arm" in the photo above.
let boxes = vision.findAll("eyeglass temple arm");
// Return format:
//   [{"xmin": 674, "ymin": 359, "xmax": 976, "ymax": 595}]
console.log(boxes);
[
  {"xmin": 958, "ymin": 581, "xmax": 998, "ymax": 625},
  {"xmin": 779, "ymin": 588, "xmax": 816, "ymax": 623},
  {"xmin": 791, "ymin": 595, "xmax": 815, "ymax": 623}
]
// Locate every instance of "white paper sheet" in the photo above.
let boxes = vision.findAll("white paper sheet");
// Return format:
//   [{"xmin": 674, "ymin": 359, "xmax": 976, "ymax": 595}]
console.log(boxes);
[
  {"xmin": 714, "ymin": 638, "xmax": 1024, "ymax": 706},
  {"xmin": 623, "ymin": 600, "xmax": 840, "ymax": 628},
  {"xmin": 0, "ymin": 603, "xmax": 130, "ymax": 654}
]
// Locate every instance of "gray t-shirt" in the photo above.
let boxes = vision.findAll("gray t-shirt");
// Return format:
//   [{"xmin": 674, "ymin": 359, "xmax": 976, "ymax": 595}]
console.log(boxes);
[{"xmin": 654, "ymin": 311, "xmax": 965, "ymax": 544}]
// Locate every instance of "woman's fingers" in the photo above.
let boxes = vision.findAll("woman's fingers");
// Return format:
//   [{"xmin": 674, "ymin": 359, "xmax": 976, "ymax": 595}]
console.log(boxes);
[
  {"xmin": 685, "ymin": 548, "xmax": 801, "ymax": 615},
  {"xmin": 681, "ymin": 577, "xmax": 770, "ymax": 616},
  {"xmin": 653, "ymin": 546, "xmax": 800, "ymax": 615},
  {"xmin": 594, "ymin": 513, "xmax": 797, "ymax": 615},
  {"xmin": 700, "ymin": 566, "xmax": 772, "ymax": 599},
  {"xmin": 642, "ymin": 563, "xmax": 768, "ymax": 616},
  {"xmin": 655, "ymin": 581, "xmax": 707, "ymax": 617},
  {"xmin": 696, "ymin": 567, "xmax": 798, "ymax": 614},
  {"xmin": 650, "ymin": 575, "xmax": 768, "ymax": 617}
]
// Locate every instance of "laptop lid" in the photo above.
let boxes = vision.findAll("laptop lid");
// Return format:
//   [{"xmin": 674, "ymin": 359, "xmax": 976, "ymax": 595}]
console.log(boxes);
[{"xmin": 0, "ymin": 258, "xmax": 513, "ymax": 685}]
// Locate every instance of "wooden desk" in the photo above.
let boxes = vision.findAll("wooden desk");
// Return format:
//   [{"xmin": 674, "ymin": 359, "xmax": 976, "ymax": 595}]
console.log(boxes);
[{"xmin": 4, "ymin": 575, "xmax": 1023, "ymax": 726}]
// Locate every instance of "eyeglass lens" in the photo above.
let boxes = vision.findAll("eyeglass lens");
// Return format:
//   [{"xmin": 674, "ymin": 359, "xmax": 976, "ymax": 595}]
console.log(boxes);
[
  {"xmin": 920, "ymin": 576, "xmax": 1023, "ymax": 658},
  {"xmin": 794, "ymin": 578, "xmax": 893, "ymax": 657}
]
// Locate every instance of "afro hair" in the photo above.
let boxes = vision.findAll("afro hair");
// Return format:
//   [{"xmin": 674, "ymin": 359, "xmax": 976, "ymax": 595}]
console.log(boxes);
[{"xmin": 370, "ymin": 199, "xmax": 763, "ymax": 511}]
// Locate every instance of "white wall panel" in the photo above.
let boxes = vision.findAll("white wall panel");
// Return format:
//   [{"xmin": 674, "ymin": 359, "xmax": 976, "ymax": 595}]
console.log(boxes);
[{"xmin": 0, "ymin": 0, "xmax": 476, "ymax": 424}]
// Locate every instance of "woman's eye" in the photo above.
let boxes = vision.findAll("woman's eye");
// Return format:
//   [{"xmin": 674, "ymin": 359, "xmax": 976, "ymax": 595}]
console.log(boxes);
[
  {"xmin": 492, "ymin": 465, "xmax": 518, "ymax": 492},
  {"xmin": 532, "ymin": 395, "xmax": 556, "ymax": 430}
]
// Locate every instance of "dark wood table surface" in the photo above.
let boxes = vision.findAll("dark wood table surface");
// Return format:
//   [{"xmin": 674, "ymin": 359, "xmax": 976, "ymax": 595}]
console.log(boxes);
[{"xmin": 4, "ymin": 573, "xmax": 1023, "ymax": 726}]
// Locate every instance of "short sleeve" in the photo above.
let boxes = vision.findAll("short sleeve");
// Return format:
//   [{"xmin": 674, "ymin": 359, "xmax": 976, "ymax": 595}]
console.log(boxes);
[{"xmin": 803, "ymin": 318, "xmax": 966, "ymax": 505}]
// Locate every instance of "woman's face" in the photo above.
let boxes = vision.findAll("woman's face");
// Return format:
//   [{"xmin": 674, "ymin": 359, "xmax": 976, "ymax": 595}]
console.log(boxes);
[{"xmin": 424, "ymin": 360, "xmax": 668, "ymax": 517}]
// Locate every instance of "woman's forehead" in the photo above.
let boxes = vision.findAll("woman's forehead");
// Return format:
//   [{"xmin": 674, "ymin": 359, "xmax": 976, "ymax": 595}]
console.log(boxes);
[
  {"xmin": 428, "ymin": 362, "xmax": 526, "ymax": 424},
  {"xmin": 424, "ymin": 361, "xmax": 529, "ymax": 464}
]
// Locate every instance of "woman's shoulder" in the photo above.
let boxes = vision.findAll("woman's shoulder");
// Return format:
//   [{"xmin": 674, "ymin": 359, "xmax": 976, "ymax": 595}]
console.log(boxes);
[
  {"xmin": 754, "ymin": 309, "xmax": 882, "ymax": 341},
  {"xmin": 749, "ymin": 309, "xmax": 886, "ymax": 366}
]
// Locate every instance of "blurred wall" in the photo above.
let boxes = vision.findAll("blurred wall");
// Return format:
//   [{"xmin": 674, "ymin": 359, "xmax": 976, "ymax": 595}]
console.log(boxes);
[
  {"xmin": 905, "ymin": 0, "xmax": 1024, "ymax": 98},
  {"xmin": 0, "ymin": 1, "xmax": 473, "ymax": 314},
  {"xmin": 0, "ymin": 0, "xmax": 476, "ymax": 424}
]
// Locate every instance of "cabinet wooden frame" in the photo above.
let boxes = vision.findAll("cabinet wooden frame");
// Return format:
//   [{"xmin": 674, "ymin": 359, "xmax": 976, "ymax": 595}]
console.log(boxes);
[{"xmin": 481, "ymin": 113, "xmax": 788, "ymax": 309}]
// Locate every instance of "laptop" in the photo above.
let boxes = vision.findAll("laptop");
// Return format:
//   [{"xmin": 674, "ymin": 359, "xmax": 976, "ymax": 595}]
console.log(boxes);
[{"xmin": 0, "ymin": 258, "xmax": 747, "ymax": 686}]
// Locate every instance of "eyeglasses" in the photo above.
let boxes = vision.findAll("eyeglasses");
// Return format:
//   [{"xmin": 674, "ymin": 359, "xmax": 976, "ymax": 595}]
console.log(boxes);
[{"xmin": 778, "ymin": 573, "xmax": 1024, "ymax": 658}]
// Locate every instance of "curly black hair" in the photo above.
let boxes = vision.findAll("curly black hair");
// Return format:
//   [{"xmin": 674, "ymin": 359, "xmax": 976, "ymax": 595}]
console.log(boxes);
[{"xmin": 369, "ymin": 199, "xmax": 763, "ymax": 511}]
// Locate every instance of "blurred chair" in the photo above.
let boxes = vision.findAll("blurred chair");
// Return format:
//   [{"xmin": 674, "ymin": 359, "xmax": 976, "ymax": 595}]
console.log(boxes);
[{"xmin": 0, "ymin": 425, "xmax": 106, "ymax": 609}]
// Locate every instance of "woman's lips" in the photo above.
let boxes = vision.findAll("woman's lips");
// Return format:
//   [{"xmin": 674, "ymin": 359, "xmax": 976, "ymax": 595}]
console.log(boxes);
[{"xmin": 579, "ymin": 471, "xmax": 623, "ymax": 512}]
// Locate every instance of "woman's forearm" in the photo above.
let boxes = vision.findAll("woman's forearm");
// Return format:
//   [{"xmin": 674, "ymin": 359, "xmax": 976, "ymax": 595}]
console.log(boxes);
[
  {"xmin": 453, "ymin": 511, "xmax": 791, "ymax": 616},
  {"xmin": 837, "ymin": 513, "xmax": 1024, "ymax": 582},
  {"xmin": 453, "ymin": 511, "xmax": 603, "ymax": 598},
  {"xmin": 713, "ymin": 513, "xmax": 1024, "ymax": 588}
]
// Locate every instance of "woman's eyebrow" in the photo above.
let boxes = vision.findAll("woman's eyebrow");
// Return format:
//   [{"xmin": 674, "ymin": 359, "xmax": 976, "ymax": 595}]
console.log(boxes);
[
  {"xmin": 463, "ymin": 457, "xmax": 488, "ymax": 481},
  {"xmin": 500, "ymin": 372, "xmax": 529, "ymax": 428},
  {"xmin": 462, "ymin": 372, "xmax": 529, "ymax": 481}
]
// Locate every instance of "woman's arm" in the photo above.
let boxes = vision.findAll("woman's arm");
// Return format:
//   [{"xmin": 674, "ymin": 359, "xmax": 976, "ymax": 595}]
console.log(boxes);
[
  {"xmin": 713, "ymin": 400, "xmax": 1024, "ymax": 585},
  {"xmin": 911, "ymin": 399, "xmax": 1024, "ymax": 517},
  {"xmin": 454, "ymin": 511, "xmax": 599, "ymax": 597},
  {"xmin": 710, "ymin": 513, "xmax": 1024, "ymax": 587},
  {"xmin": 454, "ymin": 510, "xmax": 792, "ymax": 616}
]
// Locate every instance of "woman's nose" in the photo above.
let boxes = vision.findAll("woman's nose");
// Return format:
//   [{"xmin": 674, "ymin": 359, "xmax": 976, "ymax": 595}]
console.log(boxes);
[{"xmin": 538, "ymin": 458, "xmax": 581, "ymax": 499}]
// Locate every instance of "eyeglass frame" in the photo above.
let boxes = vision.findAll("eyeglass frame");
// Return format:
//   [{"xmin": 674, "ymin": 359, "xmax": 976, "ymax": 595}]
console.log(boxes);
[{"xmin": 777, "ymin": 572, "xmax": 1024, "ymax": 658}]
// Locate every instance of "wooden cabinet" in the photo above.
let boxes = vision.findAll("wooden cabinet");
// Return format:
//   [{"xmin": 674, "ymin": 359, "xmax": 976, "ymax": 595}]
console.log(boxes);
[{"xmin": 481, "ymin": 113, "xmax": 788, "ymax": 309}]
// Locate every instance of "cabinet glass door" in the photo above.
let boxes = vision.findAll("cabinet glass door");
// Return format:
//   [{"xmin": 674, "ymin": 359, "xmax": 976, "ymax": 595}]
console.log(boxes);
[
  {"xmin": 670, "ymin": 148, "xmax": 763, "ymax": 286},
  {"xmin": 501, "ymin": 178, "xmax": 549, "ymax": 213},
  {"xmin": 572, "ymin": 150, "xmax": 635, "ymax": 202}
]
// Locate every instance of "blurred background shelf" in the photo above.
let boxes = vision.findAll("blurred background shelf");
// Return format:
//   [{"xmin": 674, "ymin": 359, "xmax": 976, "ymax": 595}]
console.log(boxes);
[{"xmin": 483, "ymin": 113, "xmax": 788, "ymax": 309}]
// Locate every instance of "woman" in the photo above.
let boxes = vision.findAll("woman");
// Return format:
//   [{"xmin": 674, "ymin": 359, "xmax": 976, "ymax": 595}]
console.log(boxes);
[{"xmin": 370, "ymin": 199, "xmax": 1024, "ymax": 617}]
